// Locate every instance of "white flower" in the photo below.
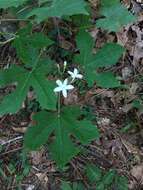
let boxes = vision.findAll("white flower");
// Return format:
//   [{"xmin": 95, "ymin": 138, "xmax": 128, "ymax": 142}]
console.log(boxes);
[
  {"xmin": 54, "ymin": 79, "xmax": 74, "ymax": 98},
  {"xmin": 68, "ymin": 68, "xmax": 83, "ymax": 81}
]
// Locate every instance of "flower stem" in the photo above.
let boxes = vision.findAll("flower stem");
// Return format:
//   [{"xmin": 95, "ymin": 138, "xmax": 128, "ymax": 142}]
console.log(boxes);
[{"xmin": 58, "ymin": 93, "xmax": 61, "ymax": 117}]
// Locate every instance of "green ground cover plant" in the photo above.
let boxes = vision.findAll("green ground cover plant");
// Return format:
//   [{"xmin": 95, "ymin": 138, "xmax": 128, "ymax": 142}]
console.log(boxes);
[{"xmin": 0, "ymin": 0, "xmax": 137, "ymax": 189}]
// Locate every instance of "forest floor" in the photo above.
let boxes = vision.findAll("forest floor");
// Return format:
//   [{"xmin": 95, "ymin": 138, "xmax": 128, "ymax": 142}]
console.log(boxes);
[{"xmin": 0, "ymin": 0, "xmax": 143, "ymax": 189}]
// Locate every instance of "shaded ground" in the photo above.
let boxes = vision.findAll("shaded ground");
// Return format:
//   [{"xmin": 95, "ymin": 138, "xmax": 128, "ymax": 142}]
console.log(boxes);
[{"xmin": 0, "ymin": 0, "xmax": 143, "ymax": 189}]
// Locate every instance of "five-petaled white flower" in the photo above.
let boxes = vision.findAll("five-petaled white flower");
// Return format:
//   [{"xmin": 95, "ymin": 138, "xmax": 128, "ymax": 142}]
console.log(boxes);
[
  {"xmin": 68, "ymin": 68, "xmax": 83, "ymax": 81},
  {"xmin": 54, "ymin": 79, "xmax": 74, "ymax": 98}
]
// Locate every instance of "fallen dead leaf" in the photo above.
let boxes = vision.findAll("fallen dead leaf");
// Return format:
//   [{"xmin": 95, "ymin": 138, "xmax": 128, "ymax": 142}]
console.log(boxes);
[
  {"xmin": 31, "ymin": 149, "xmax": 44, "ymax": 165},
  {"xmin": 64, "ymin": 88, "xmax": 79, "ymax": 105},
  {"xmin": 121, "ymin": 138, "xmax": 143, "ymax": 156},
  {"xmin": 131, "ymin": 163, "xmax": 143, "ymax": 186},
  {"xmin": 129, "ymin": 83, "xmax": 138, "ymax": 95},
  {"xmin": 36, "ymin": 172, "xmax": 49, "ymax": 188},
  {"xmin": 12, "ymin": 127, "xmax": 27, "ymax": 133}
]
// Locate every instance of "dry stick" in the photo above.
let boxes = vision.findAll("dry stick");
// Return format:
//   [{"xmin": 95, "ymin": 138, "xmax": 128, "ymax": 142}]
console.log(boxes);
[
  {"xmin": 0, "ymin": 19, "xmax": 31, "ymax": 22},
  {"xmin": 1, "ymin": 136, "xmax": 23, "ymax": 146},
  {"xmin": 0, "ymin": 37, "xmax": 15, "ymax": 45},
  {"xmin": 0, "ymin": 147, "xmax": 22, "ymax": 156},
  {"xmin": 70, "ymin": 160, "xmax": 89, "ymax": 189},
  {"xmin": 53, "ymin": 17, "xmax": 61, "ymax": 43}
]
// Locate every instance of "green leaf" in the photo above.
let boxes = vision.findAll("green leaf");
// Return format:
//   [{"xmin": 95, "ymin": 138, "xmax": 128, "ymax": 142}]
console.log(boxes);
[
  {"xmin": 50, "ymin": 125, "xmax": 79, "ymax": 168},
  {"xmin": 102, "ymin": 170, "xmax": 116, "ymax": 186},
  {"xmin": 75, "ymin": 30, "xmax": 124, "ymax": 86},
  {"xmin": 61, "ymin": 107, "xmax": 99, "ymax": 145},
  {"xmin": 0, "ymin": 24, "xmax": 56, "ymax": 115},
  {"xmin": 96, "ymin": 183, "xmax": 105, "ymax": 190},
  {"xmin": 24, "ymin": 106, "xmax": 99, "ymax": 167},
  {"xmin": 96, "ymin": 0, "xmax": 136, "ymax": 32},
  {"xmin": 73, "ymin": 182, "xmax": 85, "ymax": 190},
  {"xmin": 24, "ymin": 111, "xmax": 56, "ymax": 150},
  {"xmin": 132, "ymin": 100, "xmax": 143, "ymax": 111},
  {"xmin": 75, "ymin": 30, "xmax": 124, "ymax": 68},
  {"xmin": 61, "ymin": 181, "xmax": 72, "ymax": 190},
  {"xmin": 93, "ymin": 43, "xmax": 125, "ymax": 68},
  {"xmin": 13, "ymin": 26, "xmax": 53, "ymax": 64},
  {"xmin": 0, "ymin": 0, "xmax": 28, "ymax": 8},
  {"xmin": 38, "ymin": 0, "xmax": 50, "ymax": 5},
  {"xmin": 75, "ymin": 30, "xmax": 94, "ymax": 67},
  {"xmin": 85, "ymin": 164, "xmax": 102, "ymax": 183},
  {"xmin": 72, "ymin": 15, "xmax": 91, "ymax": 29},
  {"xmin": 0, "ymin": 62, "xmax": 57, "ymax": 115},
  {"xmin": 95, "ymin": 72, "xmax": 120, "ymax": 88},
  {"xmin": 27, "ymin": 0, "xmax": 88, "ymax": 22},
  {"xmin": 115, "ymin": 176, "xmax": 128, "ymax": 190}
]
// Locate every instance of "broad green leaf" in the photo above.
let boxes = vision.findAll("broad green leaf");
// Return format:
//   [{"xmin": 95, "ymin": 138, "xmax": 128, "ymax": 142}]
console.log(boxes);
[
  {"xmin": 85, "ymin": 164, "xmax": 102, "ymax": 183},
  {"xmin": 61, "ymin": 107, "xmax": 99, "ymax": 144},
  {"xmin": 73, "ymin": 182, "xmax": 85, "ymax": 190},
  {"xmin": 75, "ymin": 30, "xmax": 94, "ymax": 67},
  {"xmin": 38, "ymin": 0, "xmax": 50, "ymax": 5},
  {"xmin": 72, "ymin": 15, "xmax": 92, "ymax": 29},
  {"xmin": 96, "ymin": 183, "xmax": 105, "ymax": 190},
  {"xmin": 13, "ymin": 27, "xmax": 53, "ymax": 64},
  {"xmin": 84, "ymin": 68, "xmax": 97, "ymax": 87},
  {"xmin": 0, "ymin": 62, "xmax": 57, "ymax": 115},
  {"xmin": 95, "ymin": 72, "xmax": 120, "ymax": 88},
  {"xmin": 0, "ymin": 0, "xmax": 28, "ymax": 8},
  {"xmin": 75, "ymin": 30, "xmax": 124, "ymax": 68},
  {"xmin": 116, "ymin": 176, "xmax": 128, "ymax": 190},
  {"xmin": 75, "ymin": 30, "xmax": 124, "ymax": 86},
  {"xmin": 27, "ymin": 0, "xmax": 88, "ymax": 22},
  {"xmin": 61, "ymin": 181, "xmax": 72, "ymax": 190},
  {"xmin": 102, "ymin": 170, "xmax": 116, "ymax": 186},
  {"xmin": 24, "ymin": 111, "xmax": 56, "ymax": 150},
  {"xmin": 50, "ymin": 125, "xmax": 79, "ymax": 168},
  {"xmin": 93, "ymin": 43, "xmax": 124, "ymax": 68},
  {"xmin": 24, "ymin": 106, "xmax": 99, "ymax": 167},
  {"xmin": 96, "ymin": 0, "xmax": 136, "ymax": 32},
  {"xmin": 0, "ymin": 25, "xmax": 56, "ymax": 115},
  {"xmin": 132, "ymin": 100, "xmax": 143, "ymax": 111}
]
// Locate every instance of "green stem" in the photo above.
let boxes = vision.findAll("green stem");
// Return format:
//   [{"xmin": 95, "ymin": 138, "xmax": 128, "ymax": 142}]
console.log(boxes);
[{"xmin": 58, "ymin": 93, "xmax": 61, "ymax": 117}]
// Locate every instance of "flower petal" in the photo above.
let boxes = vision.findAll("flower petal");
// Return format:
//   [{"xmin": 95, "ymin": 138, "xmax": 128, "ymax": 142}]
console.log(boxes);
[
  {"xmin": 68, "ymin": 71, "xmax": 73, "ymax": 76},
  {"xmin": 56, "ymin": 80, "xmax": 62, "ymax": 86},
  {"xmin": 66, "ymin": 84, "xmax": 74, "ymax": 90},
  {"xmin": 54, "ymin": 87, "xmax": 62, "ymax": 92},
  {"xmin": 63, "ymin": 78, "xmax": 68, "ymax": 85},
  {"xmin": 77, "ymin": 74, "xmax": 83, "ymax": 79},
  {"xmin": 74, "ymin": 68, "xmax": 78, "ymax": 75},
  {"xmin": 62, "ymin": 89, "xmax": 67, "ymax": 98}
]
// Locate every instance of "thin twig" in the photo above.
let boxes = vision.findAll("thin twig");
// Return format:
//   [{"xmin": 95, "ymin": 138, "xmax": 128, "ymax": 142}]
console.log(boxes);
[
  {"xmin": 0, "ymin": 37, "xmax": 15, "ymax": 45},
  {"xmin": 1, "ymin": 136, "xmax": 23, "ymax": 146},
  {"xmin": 0, "ymin": 19, "xmax": 31, "ymax": 22},
  {"xmin": 0, "ymin": 147, "xmax": 22, "ymax": 156}
]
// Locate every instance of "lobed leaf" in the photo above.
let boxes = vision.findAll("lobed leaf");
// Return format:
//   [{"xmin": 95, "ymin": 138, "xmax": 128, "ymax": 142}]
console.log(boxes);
[
  {"xmin": 24, "ymin": 111, "xmax": 56, "ymax": 150},
  {"xmin": 0, "ymin": 63, "xmax": 57, "ymax": 115},
  {"xmin": 0, "ymin": 0, "xmax": 28, "ymax": 8},
  {"xmin": 95, "ymin": 72, "xmax": 120, "ymax": 88},
  {"xmin": 13, "ymin": 28, "xmax": 53, "ymax": 65},
  {"xmin": 24, "ymin": 106, "xmax": 99, "ymax": 167},
  {"xmin": 27, "ymin": 0, "xmax": 89, "ymax": 22},
  {"xmin": 96, "ymin": 0, "xmax": 136, "ymax": 32},
  {"xmin": 61, "ymin": 181, "xmax": 72, "ymax": 190},
  {"xmin": 75, "ymin": 30, "xmax": 124, "ymax": 86},
  {"xmin": 85, "ymin": 164, "xmax": 102, "ymax": 183},
  {"xmin": 102, "ymin": 170, "xmax": 116, "ymax": 186},
  {"xmin": 116, "ymin": 176, "xmax": 128, "ymax": 190}
]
